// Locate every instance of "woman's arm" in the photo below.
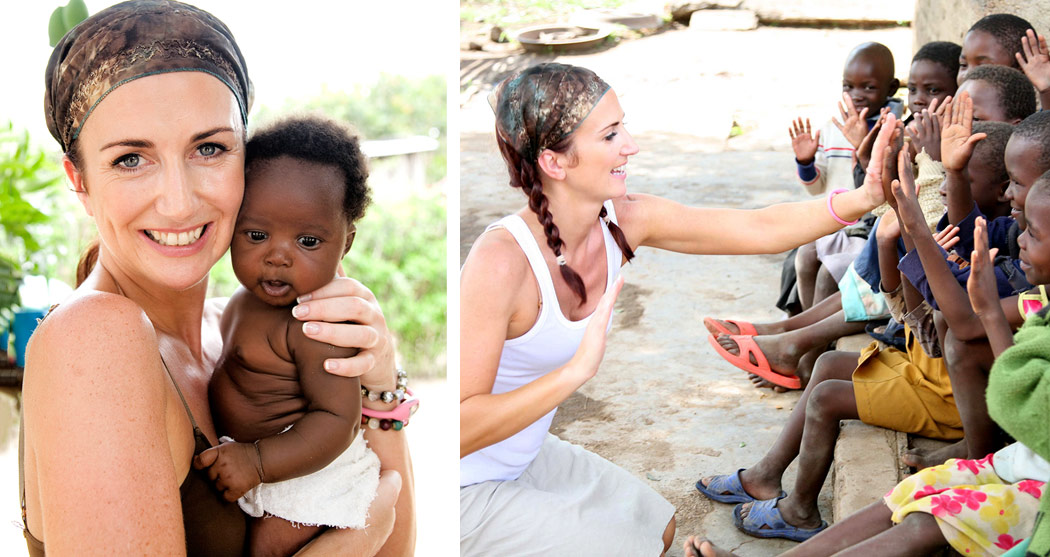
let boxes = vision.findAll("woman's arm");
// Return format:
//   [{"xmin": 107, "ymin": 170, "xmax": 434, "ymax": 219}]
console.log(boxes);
[
  {"xmin": 618, "ymin": 114, "xmax": 899, "ymax": 256},
  {"xmin": 459, "ymin": 231, "xmax": 624, "ymax": 457},
  {"xmin": 24, "ymin": 293, "xmax": 185, "ymax": 554}
]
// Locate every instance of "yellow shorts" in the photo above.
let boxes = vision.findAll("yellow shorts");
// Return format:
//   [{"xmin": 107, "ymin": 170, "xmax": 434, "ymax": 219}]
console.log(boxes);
[{"xmin": 853, "ymin": 325, "xmax": 962, "ymax": 440}]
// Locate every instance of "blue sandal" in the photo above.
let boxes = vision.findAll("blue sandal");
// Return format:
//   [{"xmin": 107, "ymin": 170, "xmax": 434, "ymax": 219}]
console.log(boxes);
[
  {"xmin": 733, "ymin": 495, "xmax": 828, "ymax": 542},
  {"xmin": 695, "ymin": 469, "xmax": 756, "ymax": 504}
]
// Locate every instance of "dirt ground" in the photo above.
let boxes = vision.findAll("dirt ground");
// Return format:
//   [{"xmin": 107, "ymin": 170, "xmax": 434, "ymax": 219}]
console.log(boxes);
[{"xmin": 460, "ymin": 23, "xmax": 912, "ymax": 556}]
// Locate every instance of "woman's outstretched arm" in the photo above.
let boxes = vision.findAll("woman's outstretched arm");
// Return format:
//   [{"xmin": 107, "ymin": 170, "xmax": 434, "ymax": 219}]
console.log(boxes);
[
  {"xmin": 616, "ymin": 114, "xmax": 900, "ymax": 256},
  {"xmin": 460, "ymin": 229, "xmax": 624, "ymax": 457},
  {"xmin": 23, "ymin": 293, "xmax": 186, "ymax": 554}
]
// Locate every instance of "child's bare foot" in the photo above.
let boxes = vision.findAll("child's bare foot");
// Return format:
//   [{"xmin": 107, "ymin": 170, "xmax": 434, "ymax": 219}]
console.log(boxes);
[
  {"xmin": 716, "ymin": 333, "xmax": 803, "ymax": 376},
  {"xmin": 901, "ymin": 439, "xmax": 968, "ymax": 470},
  {"xmin": 684, "ymin": 536, "xmax": 737, "ymax": 557},
  {"xmin": 747, "ymin": 374, "xmax": 790, "ymax": 393}
]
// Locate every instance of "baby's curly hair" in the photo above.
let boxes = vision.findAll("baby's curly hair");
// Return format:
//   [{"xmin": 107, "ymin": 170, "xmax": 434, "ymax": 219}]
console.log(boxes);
[
  {"xmin": 968, "ymin": 13, "xmax": 1035, "ymax": 62},
  {"xmin": 962, "ymin": 65, "xmax": 1037, "ymax": 122},
  {"xmin": 913, "ymin": 41, "xmax": 961, "ymax": 78},
  {"xmin": 245, "ymin": 115, "xmax": 371, "ymax": 224}
]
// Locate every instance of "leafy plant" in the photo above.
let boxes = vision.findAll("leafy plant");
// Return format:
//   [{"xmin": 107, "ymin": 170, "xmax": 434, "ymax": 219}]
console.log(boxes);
[{"xmin": 0, "ymin": 122, "xmax": 64, "ymax": 325}]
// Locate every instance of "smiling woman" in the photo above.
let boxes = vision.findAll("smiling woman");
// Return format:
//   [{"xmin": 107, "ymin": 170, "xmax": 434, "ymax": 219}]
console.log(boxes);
[
  {"xmin": 459, "ymin": 62, "xmax": 899, "ymax": 556},
  {"xmin": 21, "ymin": 2, "xmax": 412, "ymax": 555}
]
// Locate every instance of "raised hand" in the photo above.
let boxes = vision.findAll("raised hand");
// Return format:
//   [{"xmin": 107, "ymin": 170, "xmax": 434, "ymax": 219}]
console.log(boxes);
[
  {"xmin": 861, "ymin": 113, "xmax": 900, "ymax": 208},
  {"xmin": 889, "ymin": 147, "xmax": 926, "ymax": 232},
  {"xmin": 966, "ymin": 216, "xmax": 1001, "ymax": 317},
  {"xmin": 940, "ymin": 91, "xmax": 987, "ymax": 172},
  {"xmin": 856, "ymin": 107, "xmax": 890, "ymax": 170},
  {"xmin": 933, "ymin": 224, "xmax": 961, "ymax": 252},
  {"xmin": 875, "ymin": 210, "xmax": 901, "ymax": 242},
  {"xmin": 789, "ymin": 117, "xmax": 820, "ymax": 164},
  {"xmin": 1017, "ymin": 29, "xmax": 1050, "ymax": 96},
  {"xmin": 905, "ymin": 108, "xmax": 942, "ymax": 160},
  {"xmin": 564, "ymin": 276, "xmax": 624, "ymax": 386},
  {"xmin": 194, "ymin": 440, "xmax": 264, "ymax": 502},
  {"xmin": 832, "ymin": 92, "xmax": 870, "ymax": 149}
]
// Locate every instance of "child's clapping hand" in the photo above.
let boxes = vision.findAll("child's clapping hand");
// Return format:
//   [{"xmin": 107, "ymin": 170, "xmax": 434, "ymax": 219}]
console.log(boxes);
[
  {"xmin": 832, "ymin": 92, "xmax": 870, "ymax": 149},
  {"xmin": 194, "ymin": 440, "xmax": 265, "ymax": 502},
  {"xmin": 905, "ymin": 97, "xmax": 945, "ymax": 160},
  {"xmin": 1017, "ymin": 29, "xmax": 1050, "ymax": 103},
  {"xmin": 966, "ymin": 216, "xmax": 1001, "ymax": 317},
  {"xmin": 889, "ymin": 148, "xmax": 927, "ymax": 232},
  {"xmin": 939, "ymin": 92, "xmax": 987, "ymax": 173},
  {"xmin": 788, "ymin": 117, "xmax": 820, "ymax": 164}
]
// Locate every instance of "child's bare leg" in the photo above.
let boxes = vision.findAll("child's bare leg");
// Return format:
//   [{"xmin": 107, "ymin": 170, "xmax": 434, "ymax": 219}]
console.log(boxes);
[
  {"xmin": 704, "ymin": 292, "xmax": 844, "ymax": 337},
  {"xmin": 700, "ymin": 351, "xmax": 859, "ymax": 500},
  {"xmin": 795, "ymin": 242, "xmax": 820, "ymax": 310},
  {"xmin": 690, "ymin": 502, "xmax": 900, "ymax": 557},
  {"xmin": 831, "ymin": 512, "xmax": 946, "ymax": 556},
  {"xmin": 812, "ymin": 264, "xmax": 839, "ymax": 306},
  {"xmin": 765, "ymin": 377, "xmax": 859, "ymax": 529},
  {"xmin": 250, "ymin": 516, "xmax": 322, "ymax": 557},
  {"xmin": 363, "ymin": 428, "xmax": 416, "ymax": 557}
]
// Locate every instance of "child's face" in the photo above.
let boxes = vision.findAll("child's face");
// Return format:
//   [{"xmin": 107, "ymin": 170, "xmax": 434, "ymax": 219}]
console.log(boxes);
[
  {"xmin": 1018, "ymin": 194, "xmax": 1050, "ymax": 284},
  {"xmin": 962, "ymin": 149, "xmax": 1009, "ymax": 216},
  {"xmin": 955, "ymin": 80, "xmax": 1010, "ymax": 123},
  {"xmin": 842, "ymin": 55, "xmax": 896, "ymax": 114},
  {"xmin": 958, "ymin": 30, "xmax": 1015, "ymax": 84},
  {"xmin": 907, "ymin": 60, "xmax": 957, "ymax": 114},
  {"xmin": 231, "ymin": 156, "xmax": 352, "ymax": 306},
  {"xmin": 1004, "ymin": 136, "xmax": 1047, "ymax": 230}
]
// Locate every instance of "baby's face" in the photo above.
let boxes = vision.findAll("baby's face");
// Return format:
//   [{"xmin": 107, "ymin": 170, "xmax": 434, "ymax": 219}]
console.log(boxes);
[
  {"xmin": 1004, "ymin": 136, "xmax": 1047, "ymax": 230},
  {"xmin": 956, "ymin": 80, "xmax": 1009, "ymax": 123},
  {"xmin": 958, "ymin": 30, "xmax": 1015, "ymax": 84},
  {"xmin": 907, "ymin": 59, "xmax": 956, "ymax": 114},
  {"xmin": 232, "ymin": 156, "xmax": 351, "ymax": 306}
]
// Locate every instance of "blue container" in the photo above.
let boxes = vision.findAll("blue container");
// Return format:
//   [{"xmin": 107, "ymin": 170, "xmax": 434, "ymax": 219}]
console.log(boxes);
[{"xmin": 14, "ymin": 309, "xmax": 46, "ymax": 368}]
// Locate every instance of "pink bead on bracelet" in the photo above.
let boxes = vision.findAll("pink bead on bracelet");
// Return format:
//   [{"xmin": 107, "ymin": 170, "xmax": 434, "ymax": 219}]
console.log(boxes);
[{"xmin": 827, "ymin": 188, "xmax": 859, "ymax": 226}]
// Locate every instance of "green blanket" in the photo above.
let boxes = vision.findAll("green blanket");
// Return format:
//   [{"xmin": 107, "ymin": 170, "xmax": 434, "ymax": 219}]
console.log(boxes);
[{"xmin": 988, "ymin": 307, "xmax": 1050, "ymax": 557}]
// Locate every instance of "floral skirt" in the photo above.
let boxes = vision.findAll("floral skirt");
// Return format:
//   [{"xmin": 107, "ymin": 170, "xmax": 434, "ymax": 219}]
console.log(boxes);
[{"xmin": 884, "ymin": 455, "xmax": 1044, "ymax": 556}]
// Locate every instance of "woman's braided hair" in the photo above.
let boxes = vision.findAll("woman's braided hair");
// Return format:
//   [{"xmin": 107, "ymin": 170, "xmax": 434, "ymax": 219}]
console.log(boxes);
[{"xmin": 494, "ymin": 96, "xmax": 635, "ymax": 306}]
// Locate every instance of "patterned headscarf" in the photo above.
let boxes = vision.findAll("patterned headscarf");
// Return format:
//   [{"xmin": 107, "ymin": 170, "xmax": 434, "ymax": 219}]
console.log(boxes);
[
  {"xmin": 490, "ymin": 63, "xmax": 610, "ymax": 162},
  {"xmin": 44, "ymin": 0, "xmax": 252, "ymax": 152}
]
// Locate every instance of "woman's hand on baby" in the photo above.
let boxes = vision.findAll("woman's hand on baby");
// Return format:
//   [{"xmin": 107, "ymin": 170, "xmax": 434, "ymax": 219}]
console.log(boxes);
[
  {"xmin": 563, "ymin": 276, "xmax": 624, "ymax": 388},
  {"xmin": 292, "ymin": 277, "xmax": 396, "ymax": 384},
  {"xmin": 1017, "ymin": 29, "xmax": 1050, "ymax": 95},
  {"xmin": 832, "ymin": 92, "xmax": 870, "ymax": 149},
  {"xmin": 940, "ymin": 92, "xmax": 986, "ymax": 173},
  {"xmin": 194, "ymin": 441, "xmax": 264, "ymax": 502},
  {"xmin": 967, "ymin": 217, "xmax": 1001, "ymax": 317},
  {"xmin": 788, "ymin": 117, "xmax": 819, "ymax": 164}
]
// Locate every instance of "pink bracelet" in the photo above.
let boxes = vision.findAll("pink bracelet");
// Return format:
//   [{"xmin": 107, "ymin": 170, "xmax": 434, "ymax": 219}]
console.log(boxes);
[
  {"xmin": 361, "ymin": 388, "xmax": 418, "ymax": 430},
  {"xmin": 827, "ymin": 188, "xmax": 859, "ymax": 226}
]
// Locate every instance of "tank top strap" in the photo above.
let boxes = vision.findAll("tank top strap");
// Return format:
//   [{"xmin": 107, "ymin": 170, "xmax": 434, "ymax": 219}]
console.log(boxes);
[
  {"xmin": 159, "ymin": 355, "xmax": 202, "ymax": 433},
  {"xmin": 484, "ymin": 215, "xmax": 559, "ymax": 312}
]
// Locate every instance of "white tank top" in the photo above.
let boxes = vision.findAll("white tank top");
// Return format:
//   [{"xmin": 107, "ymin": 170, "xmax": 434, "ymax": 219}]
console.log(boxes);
[{"xmin": 460, "ymin": 201, "xmax": 623, "ymax": 486}]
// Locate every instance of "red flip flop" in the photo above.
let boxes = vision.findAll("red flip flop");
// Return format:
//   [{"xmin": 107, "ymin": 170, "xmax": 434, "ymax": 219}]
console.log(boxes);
[
  {"xmin": 703, "ymin": 317, "xmax": 757, "ymax": 337},
  {"xmin": 707, "ymin": 334, "xmax": 801, "ymax": 390}
]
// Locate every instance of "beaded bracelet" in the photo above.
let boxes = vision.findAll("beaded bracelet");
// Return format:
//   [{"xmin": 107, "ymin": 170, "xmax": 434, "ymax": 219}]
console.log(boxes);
[
  {"xmin": 827, "ymin": 188, "xmax": 859, "ymax": 226},
  {"xmin": 361, "ymin": 368, "xmax": 408, "ymax": 403},
  {"xmin": 362, "ymin": 388, "xmax": 419, "ymax": 430}
]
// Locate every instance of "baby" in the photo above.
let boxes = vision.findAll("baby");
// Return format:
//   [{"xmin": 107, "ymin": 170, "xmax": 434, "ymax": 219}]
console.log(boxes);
[{"xmin": 199, "ymin": 115, "xmax": 378, "ymax": 557}]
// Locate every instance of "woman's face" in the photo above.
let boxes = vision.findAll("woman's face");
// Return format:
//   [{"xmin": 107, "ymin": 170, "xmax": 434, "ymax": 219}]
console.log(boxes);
[
  {"xmin": 71, "ymin": 72, "xmax": 245, "ymax": 291},
  {"xmin": 558, "ymin": 91, "xmax": 638, "ymax": 200}
]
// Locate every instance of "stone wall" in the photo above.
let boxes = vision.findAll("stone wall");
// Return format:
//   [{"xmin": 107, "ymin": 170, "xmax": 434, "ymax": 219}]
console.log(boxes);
[{"xmin": 914, "ymin": 0, "xmax": 1050, "ymax": 54}]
